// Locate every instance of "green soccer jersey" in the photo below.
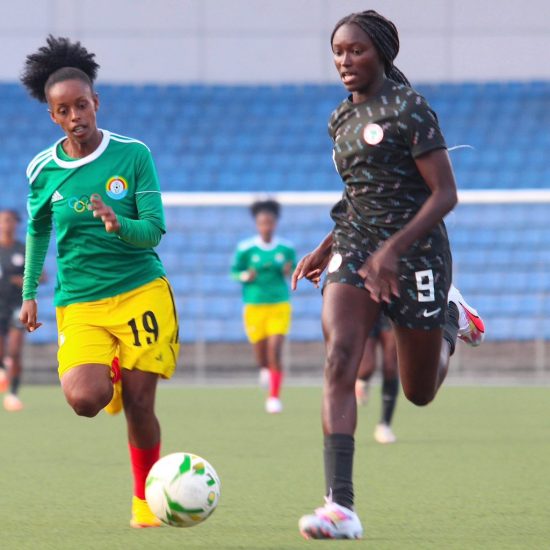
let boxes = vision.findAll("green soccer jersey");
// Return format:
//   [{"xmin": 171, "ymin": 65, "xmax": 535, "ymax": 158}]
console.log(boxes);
[
  {"xmin": 231, "ymin": 237, "xmax": 296, "ymax": 305},
  {"xmin": 26, "ymin": 130, "xmax": 166, "ymax": 306}
]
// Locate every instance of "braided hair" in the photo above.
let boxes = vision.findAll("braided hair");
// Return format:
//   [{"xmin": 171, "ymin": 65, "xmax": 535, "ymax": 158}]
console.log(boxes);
[
  {"xmin": 331, "ymin": 10, "xmax": 410, "ymax": 87},
  {"xmin": 250, "ymin": 199, "xmax": 281, "ymax": 219},
  {"xmin": 21, "ymin": 35, "xmax": 99, "ymax": 103}
]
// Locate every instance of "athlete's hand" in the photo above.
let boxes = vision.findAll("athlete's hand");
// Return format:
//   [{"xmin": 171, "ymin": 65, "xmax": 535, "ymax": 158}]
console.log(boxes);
[
  {"xmin": 240, "ymin": 269, "xmax": 256, "ymax": 283},
  {"xmin": 20, "ymin": 300, "xmax": 42, "ymax": 332},
  {"xmin": 90, "ymin": 194, "xmax": 120, "ymax": 233},
  {"xmin": 291, "ymin": 248, "xmax": 331, "ymax": 290},
  {"xmin": 358, "ymin": 244, "xmax": 400, "ymax": 303}
]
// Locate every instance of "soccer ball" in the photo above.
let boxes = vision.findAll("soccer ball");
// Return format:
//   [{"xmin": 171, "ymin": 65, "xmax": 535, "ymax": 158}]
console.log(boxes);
[{"xmin": 145, "ymin": 452, "xmax": 221, "ymax": 527}]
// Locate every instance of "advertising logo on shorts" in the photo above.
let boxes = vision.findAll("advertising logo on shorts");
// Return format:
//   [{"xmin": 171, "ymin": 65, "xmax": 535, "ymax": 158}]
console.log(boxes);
[
  {"xmin": 106, "ymin": 176, "xmax": 128, "ymax": 200},
  {"xmin": 363, "ymin": 123, "xmax": 384, "ymax": 145}
]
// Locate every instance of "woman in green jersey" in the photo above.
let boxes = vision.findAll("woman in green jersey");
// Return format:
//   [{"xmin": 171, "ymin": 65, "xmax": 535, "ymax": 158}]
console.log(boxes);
[
  {"xmin": 19, "ymin": 36, "xmax": 179, "ymax": 528},
  {"xmin": 292, "ymin": 11, "xmax": 485, "ymax": 539},
  {"xmin": 231, "ymin": 200, "xmax": 296, "ymax": 414}
]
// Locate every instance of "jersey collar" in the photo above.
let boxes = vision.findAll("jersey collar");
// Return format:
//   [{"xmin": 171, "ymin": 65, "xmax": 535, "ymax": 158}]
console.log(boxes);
[
  {"xmin": 253, "ymin": 236, "xmax": 279, "ymax": 251},
  {"xmin": 52, "ymin": 129, "xmax": 111, "ymax": 169}
]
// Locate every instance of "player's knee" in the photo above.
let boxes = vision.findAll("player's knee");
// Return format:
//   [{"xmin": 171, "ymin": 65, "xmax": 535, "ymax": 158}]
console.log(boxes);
[
  {"xmin": 66, "ymin": 388, "xmax": 111, "ymax": 417},
  {"xmin": 123, "ymin": 393, "xmax": 154, "ymax": 421},
  {"xmin": 325, "ymin": 343, "xmax": 355, "ymax": 387},
  {"xmin": 69, "ymin": 397, "xmax": 102, "ymax": 417},
  {"xmin": 403, "ymin": 386, "xmax": 434, "ymax": 407}
]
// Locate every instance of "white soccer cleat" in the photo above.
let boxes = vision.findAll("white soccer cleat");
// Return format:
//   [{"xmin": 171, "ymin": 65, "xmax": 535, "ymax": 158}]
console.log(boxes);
[
  {"xmin": 374, "ymin": 423, "xmax": 396, "ymax": 444},
  {"xmin": 299, "ymin": 498, "xmax": 363, "ymax": 540},
  {"xmin": 355, "ymin": 379, "xmax": 370, "ymax": 406},
  {"xmin": 448, "ymin": 285, "xmax": 485, "ymax": 347},
  {"xmin": 265, "ymin": 397, "xmax": 283, "ymax": 414},
  {"xmin": 258, "ymin": 367, "xmax": 270, "ymax": 389},
  {"xmin": 3, "ymin": 393, "xmax": 23, "ymax": 412}
]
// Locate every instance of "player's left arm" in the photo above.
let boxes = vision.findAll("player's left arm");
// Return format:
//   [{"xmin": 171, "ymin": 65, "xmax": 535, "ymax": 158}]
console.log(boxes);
[
  {"xmin": 91, "ymin": 146, "xmax": 166, "ymax": 248},
  {"xmin": 385, "ymin": 148, "xmax": 457, "ymax": 254}
]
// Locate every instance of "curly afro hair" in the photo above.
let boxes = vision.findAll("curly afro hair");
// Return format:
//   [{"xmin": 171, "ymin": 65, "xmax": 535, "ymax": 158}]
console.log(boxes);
[
  {"xmin": 21, "ymin": 35, "xmax": 99, "ymax": 103},
  {"xmin": 250, "ymin": 199, "xmax": 281, "ymax": 219}
]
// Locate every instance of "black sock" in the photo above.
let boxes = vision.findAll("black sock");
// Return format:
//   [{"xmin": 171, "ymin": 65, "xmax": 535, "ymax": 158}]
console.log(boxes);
[
  {"xmin": 324, "ymin": 433, "xmax": 355, "ymax": 509},
  {"xmin": 443, "ymin": 302, "xmax": 459, "ymax": 356},
  {"xmin": 381, "ymin": 377, "xmax": 399, "ymax": 425},
  {"xmin": 10, "ymin": 376, "xmax": 20, "ymax": 396}
]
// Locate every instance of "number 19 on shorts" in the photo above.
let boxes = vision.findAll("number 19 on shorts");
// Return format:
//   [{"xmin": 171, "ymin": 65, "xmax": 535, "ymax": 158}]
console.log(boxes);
[
  {"xmin": 415, "ymin": 269, "xmax": 435, "ymax": 302},
  {"xmin": 128, "ymin": 311, "xmax": 159, "ymax": 346}
]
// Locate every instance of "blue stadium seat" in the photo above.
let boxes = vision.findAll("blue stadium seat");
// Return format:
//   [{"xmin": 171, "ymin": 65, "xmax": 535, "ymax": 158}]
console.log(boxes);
[{"xmin": 3, "ymin": 81, "xmax": 549, "ymax": 344}]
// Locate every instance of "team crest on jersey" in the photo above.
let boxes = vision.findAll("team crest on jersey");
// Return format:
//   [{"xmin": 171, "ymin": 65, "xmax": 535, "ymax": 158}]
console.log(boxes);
[
  {"xmin": 106, "ymin": 176, "xmax": 128, "ymax": 200},
  {"xmin": 363, "ymin": 123, "xmax": 384, "ymax": 145}
]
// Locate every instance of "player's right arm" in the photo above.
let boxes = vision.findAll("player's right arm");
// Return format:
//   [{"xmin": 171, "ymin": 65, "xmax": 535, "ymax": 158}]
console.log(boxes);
[
  {"xmin": 230, "ymin": 245, "xmax": 255, "ymax": 283},
  {"xmin": 291, "ymin": 232, "xmax": 333, "ymax": 290},
  {"xmin": 20, "ymin": 208, "xmax": 52, "ymax": 332}
]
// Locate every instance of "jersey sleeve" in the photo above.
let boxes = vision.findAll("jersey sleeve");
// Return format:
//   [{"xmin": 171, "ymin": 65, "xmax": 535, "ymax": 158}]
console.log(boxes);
[
  {"xmin": 134, "ymin": 146, "xmax": 166, "ymax": 232},
  {"xmin": 23, "ymin": 155, "xmax": 56, "ymax": 300},
  {"xmin": 230, "ymin": 245, "xmax": 249, "ymax": 282},
  {"xmin": 116, "ymin": 146, "xmax": 166, "ymax": 248},
  {"xmin": 399, "ymin": 93, "xmax": 447, "ymax": 158},
  {"xmin": 23, "ymin": 206, "xmax": 52, "ymax": 301}
]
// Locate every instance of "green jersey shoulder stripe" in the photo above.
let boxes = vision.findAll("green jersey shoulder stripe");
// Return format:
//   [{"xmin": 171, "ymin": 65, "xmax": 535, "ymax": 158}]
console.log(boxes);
[
  {"xmin": 26, "ymin": 147, "xmax": 54, "ymax": 182},
  {"xmin": 26, "ymin": 146, "xmax": 53, "ymax": 175},
  {"xmin": 27, "ymin": 129, "xmax": 113, "ymax": 184},
  {"xmin": 275, "ymin": 237, "xmax": 294, "ymax": 249},
  {"xmin": 110, "ymin": 132, "xmax": 150, "ymax": 151},
  {"xmin": 236, "ymin": 236, "xmax": 258, "ymax": 251}
]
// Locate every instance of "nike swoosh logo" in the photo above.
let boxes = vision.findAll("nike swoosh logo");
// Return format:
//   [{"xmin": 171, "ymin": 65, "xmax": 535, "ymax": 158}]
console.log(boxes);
[{"xmin": 422, "ymin": 308, "xmax": 441, "ymax": 318}]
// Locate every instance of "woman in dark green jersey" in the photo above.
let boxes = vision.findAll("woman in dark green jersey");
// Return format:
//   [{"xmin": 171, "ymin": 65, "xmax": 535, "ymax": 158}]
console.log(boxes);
[
  {"xmin": 292, "ymin": 11, "xmax": 485, "ymax": 539},
  {"xmin": 19, "ymin": 36, "xmax": 179, "ymax": 528}
]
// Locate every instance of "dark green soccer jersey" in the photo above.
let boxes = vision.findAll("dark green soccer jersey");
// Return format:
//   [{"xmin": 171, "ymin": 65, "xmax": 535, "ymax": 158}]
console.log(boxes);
[
  {"xmin": 328, "ymin": 79, "xmax": 448, "ymax": 249},
  {"xmin": 26, "ymin": 130, "xmax": 166, "ymax": 306},
  {"xmin": 231, "ymin": 237, "xmax": 296, "ymax": 304}
]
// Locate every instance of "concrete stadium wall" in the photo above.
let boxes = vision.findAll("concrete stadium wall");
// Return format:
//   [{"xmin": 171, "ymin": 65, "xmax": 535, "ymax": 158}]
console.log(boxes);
[{"xmin": 1, "ymin": 0, "xmax": 548, "ymax": 84}]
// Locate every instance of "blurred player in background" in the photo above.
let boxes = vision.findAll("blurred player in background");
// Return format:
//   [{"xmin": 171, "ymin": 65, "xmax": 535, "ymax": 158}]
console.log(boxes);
[
  {"xmin": 231, "ymin": 200, "xmax": 296, "ymax": 414},
  {"xmin": 293, "ymin": 10, "xmax": 485, "ymax": 539},
  {"xmin": 355, "ymin": 313, "xmax": 399, "ymax": 444},
  {"xmin": 19, "ymin": 36, "xmax": 179, "ymax": 528},
  {"xmin": 0, "ymin": 209, "xmax": 26, "ymax": 411}
]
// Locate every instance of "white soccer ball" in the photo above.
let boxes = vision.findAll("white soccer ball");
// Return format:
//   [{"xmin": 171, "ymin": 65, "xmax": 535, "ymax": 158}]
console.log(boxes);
[{"xmin": 145, "ymin": 452, "xmax": 221, "ymax": 527}]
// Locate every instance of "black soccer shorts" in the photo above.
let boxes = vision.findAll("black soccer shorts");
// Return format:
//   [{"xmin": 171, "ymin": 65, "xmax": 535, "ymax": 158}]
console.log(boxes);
[{"xmin": 324, "ymin": 245, "xmax": 452, "ymax": 331}]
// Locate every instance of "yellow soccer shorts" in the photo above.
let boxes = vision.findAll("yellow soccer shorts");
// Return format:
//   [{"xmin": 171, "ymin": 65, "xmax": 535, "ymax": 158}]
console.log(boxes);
[
  {"xmin": 56, "ymin": 277, "xmax": 180, "ymax": 379},
  {"xmin": 243, "ymin": 302, "xmax": 292, "ymax": 344}
]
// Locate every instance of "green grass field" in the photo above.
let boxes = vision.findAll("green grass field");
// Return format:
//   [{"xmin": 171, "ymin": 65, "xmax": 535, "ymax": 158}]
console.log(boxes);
[{"xmin": 1, "ymin": 385, "xmax": 549, "ymax": 549}]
